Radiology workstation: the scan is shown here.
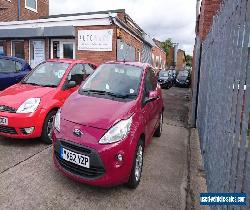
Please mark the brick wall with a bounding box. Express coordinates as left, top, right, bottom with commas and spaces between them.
76, 25, 143, 65
152, 46, 166, 70
198, 0, 221, 41
176, 50, 186, 70
118, 27, 143, 62
75, 25, 117, 65
0, 0, 18, 21
20, 0, 49, 20
166, 47, 174, 67
0, 0, 49, 22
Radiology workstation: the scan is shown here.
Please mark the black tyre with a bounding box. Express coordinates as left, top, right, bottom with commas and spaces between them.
154, 112, 163, 137
126, 139, 144, 189
41, 110, 57, 144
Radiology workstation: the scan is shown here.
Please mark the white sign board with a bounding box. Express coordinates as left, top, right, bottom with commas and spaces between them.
32, 41, 45, 68
78, 29, 113, 51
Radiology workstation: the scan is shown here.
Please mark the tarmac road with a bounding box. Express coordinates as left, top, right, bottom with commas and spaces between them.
0, 87, 190, 210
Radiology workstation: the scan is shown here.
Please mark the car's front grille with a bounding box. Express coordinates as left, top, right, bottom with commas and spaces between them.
55, 153, 105, 178
54, 139, 105, 179
0, 125, 17, 134
0, 105, 16, 113
61, 140, 92, 154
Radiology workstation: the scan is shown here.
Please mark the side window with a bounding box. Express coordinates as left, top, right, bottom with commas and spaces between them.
0, 59, 20, 73
15, 62, 22, 72
144, 68, 157, 96
149, 68, 157, 90
84, 64, 95, 75
67, 64, 86, 86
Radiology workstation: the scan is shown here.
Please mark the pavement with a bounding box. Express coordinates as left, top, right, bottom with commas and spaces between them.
0, 87, 194, 210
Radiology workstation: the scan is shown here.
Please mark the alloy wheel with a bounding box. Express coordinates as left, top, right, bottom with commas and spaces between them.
47, 115, 55, 141
135, 145, 143, 181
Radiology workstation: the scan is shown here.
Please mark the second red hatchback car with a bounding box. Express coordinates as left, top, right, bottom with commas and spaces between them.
0, 59, 96, 143
53, 62, 164, 188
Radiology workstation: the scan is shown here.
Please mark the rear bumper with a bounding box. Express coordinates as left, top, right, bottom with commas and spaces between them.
175, 81, 190, 87
0, 108, 47, 139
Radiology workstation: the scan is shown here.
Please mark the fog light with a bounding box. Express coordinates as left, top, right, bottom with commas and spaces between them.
23, 127, 34, 134
117, 154, 123, 162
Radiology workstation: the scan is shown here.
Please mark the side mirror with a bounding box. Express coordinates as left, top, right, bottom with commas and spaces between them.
145, 90, 158, 104
63, 80, 77, 90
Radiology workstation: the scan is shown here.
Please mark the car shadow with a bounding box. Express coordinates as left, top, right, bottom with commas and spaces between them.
0, 136, 43, 147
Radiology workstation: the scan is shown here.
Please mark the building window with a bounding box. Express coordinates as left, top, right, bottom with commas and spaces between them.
12, 41, 25, 59
25, 0, 37, 12
0, 41, 5, 56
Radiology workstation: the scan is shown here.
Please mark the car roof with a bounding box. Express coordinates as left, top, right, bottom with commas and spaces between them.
105, 61, 151, 69
46, 59, 94, 64
0, 56, 27, 64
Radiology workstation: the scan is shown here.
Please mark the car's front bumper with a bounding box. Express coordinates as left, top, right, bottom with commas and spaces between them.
0, 108, 47, 139
53, 133, 135, 187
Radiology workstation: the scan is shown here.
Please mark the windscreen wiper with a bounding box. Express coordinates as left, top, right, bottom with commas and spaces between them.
22, 82, 39, 86
105, 92, 137, 99
81, 89, 107, 95
41, 84, 57, 88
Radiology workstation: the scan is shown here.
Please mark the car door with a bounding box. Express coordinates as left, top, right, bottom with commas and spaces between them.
142, 68, 158, 144
59, 64, 88, 102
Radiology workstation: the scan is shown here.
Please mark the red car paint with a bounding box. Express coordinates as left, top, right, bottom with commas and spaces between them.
53, 62, 164, 187
0, 59, 97, 139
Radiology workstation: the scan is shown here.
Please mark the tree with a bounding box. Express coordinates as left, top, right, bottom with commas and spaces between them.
161, 38, 173, 57
186, 55, 193, 67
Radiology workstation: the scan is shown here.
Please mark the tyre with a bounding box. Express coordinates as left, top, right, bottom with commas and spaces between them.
41, 110, 57, 144
126, 139, 144, 189
154, 112, 163, 137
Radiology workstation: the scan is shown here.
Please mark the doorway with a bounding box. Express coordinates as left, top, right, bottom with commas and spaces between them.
30, 40, 45, 68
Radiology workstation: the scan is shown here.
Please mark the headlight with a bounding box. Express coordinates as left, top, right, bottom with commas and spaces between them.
186, 80, 190, 82
99, 116, 132, 144
54, 109, 61, 132
16, 98, 40, 113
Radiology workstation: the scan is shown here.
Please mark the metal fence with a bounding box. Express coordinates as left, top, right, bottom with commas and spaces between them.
194, 0, 250, 209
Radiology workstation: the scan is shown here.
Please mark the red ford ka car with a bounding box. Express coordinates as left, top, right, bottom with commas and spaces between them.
0, 59, 96, 143
53, 61, 164, 188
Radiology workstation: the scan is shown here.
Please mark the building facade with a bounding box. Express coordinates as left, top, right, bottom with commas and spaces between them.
0, 0, 49, 22
176, 49, 186, 70
0, 9, 162, 68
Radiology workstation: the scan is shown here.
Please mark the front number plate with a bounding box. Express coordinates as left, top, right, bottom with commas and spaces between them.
61, 147, 90, 168
0, 117, 8, 126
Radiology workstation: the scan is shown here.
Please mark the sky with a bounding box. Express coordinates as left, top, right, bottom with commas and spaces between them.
50, 0, 197, 55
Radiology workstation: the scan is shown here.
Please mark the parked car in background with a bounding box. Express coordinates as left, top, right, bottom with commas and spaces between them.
0, 59, 97, 143
53, 61, 164, 188
172, 69, 177, 85
175, 70, 191, 88
0, 56, 32, 91
158, 70, 173, 89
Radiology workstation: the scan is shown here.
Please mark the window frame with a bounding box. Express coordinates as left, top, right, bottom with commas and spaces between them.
0, 41, 5, 56
11, 40, 25, 59
25, 0, 38, 13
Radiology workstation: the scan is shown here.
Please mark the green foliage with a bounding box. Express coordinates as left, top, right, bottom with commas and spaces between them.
161, 39, 173, 56
186, 54, 193, 67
